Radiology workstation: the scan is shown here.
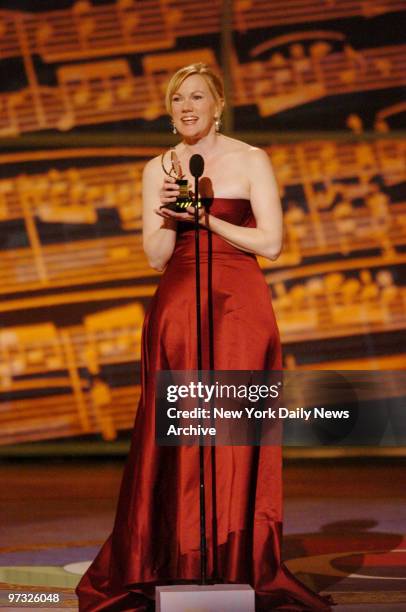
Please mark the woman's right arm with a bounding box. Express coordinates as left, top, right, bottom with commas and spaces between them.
142, 157, 179, 272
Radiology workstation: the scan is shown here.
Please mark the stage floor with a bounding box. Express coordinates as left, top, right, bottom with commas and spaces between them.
1, 458, 405, 611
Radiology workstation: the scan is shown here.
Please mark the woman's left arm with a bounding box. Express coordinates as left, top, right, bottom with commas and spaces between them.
204, 148, 283, 260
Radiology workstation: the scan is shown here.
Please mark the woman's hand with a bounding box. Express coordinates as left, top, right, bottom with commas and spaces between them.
155, 202, 208, 226
156, 175, 208, 225
159, 176, 180, 206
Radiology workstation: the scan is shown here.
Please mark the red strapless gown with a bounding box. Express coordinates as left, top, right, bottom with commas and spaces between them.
76, 199, 332, 611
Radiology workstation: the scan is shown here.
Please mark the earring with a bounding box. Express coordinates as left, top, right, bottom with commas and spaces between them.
171, 122, 177, 135
214, 116, 221, 132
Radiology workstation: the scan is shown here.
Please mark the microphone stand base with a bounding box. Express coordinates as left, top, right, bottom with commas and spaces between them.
156, 584, 255, 611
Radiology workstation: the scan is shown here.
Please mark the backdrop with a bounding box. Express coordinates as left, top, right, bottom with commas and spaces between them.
0, 0, 405, 446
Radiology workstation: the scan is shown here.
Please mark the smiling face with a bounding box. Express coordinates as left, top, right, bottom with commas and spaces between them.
170, 74, 221, 141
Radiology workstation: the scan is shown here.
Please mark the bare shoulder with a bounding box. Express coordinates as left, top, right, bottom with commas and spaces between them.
219, 134, 252, 153
244, 147, 274, 177
221, 136, 269, 162
142, 154, 162, 179
246, 145, 270, 162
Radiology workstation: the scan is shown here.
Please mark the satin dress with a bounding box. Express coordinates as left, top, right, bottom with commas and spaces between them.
76, 199, 332, 611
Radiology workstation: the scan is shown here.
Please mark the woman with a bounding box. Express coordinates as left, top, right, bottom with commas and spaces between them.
76, 63, 332, 611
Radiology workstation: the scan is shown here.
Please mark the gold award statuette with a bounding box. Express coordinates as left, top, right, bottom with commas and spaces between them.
161, 149, 202, 211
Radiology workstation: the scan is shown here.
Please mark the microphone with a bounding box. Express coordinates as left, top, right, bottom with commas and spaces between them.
162, 154, 205, 212
189, 154, 204, 178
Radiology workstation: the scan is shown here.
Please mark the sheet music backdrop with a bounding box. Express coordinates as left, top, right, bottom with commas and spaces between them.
0, 0, 405, 446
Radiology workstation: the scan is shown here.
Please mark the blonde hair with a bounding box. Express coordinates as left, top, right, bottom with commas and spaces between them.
165, 63, 224, 115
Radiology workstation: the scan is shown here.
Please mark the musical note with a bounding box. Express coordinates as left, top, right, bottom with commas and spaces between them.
360, 268, 380, 299
17, 175, 48, 283
375, 139, 406, 178
268, 148, 293, 189
234, 0, 254, 32
359, 269, 385, 324
0, 140, 404, 299
332, 198, 357, 255
0, 92, 23, 136
275, 281, 317, 333
242, 40, 406, 118
374, 58, 393, 77
72, 82, 91, 107
57, 58, 133, 121
0, 1, 405, 66
56, 109, 75, 132
165, 6, 184, 29
290, 42, 313, 81
375, 101, 406, 133
340, 45, 367, 84
36, 21, 53, 56
248, 34, 336, 115
0, 38, 404, 134
0, 180, 13, 220
115, 178, 143, 230
376, 269, 402, 320
89, 377, 116, 441
83, 302, 145, 375
97, 90, 114, 111
72, 0, 95, 51
271, 265, 406, 340
257, 49, 324, 117
345, 113, 364, 134
60, 329, 91, 432
117, 80, 134, 101
116, 0, 140, 45
284, 202, 307, 263
365, 183, 397, 257
0, 323, 63, 379
0, 255, 405, 445
22, 169, 96, 225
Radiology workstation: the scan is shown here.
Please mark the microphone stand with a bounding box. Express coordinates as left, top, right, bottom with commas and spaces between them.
157, 156, 255, 612
193, 172, 207, 585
